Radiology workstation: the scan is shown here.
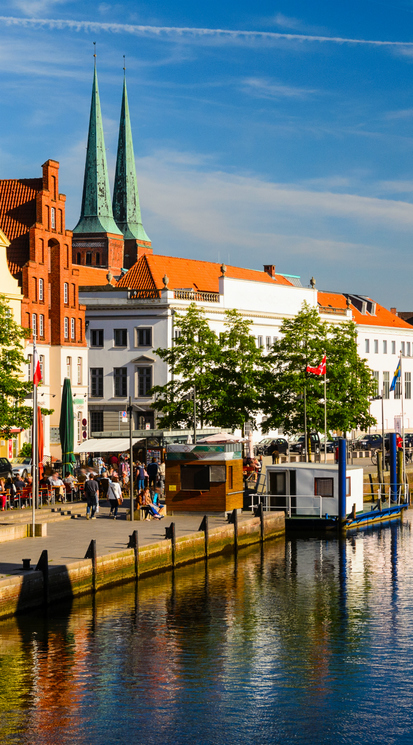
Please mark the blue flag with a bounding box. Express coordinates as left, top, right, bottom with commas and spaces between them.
390, 358, 401, 392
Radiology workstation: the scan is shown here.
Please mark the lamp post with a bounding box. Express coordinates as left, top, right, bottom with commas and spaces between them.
128, 396, 134, 522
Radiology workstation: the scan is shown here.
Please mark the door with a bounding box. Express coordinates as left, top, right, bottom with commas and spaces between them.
269, 471, 287, 509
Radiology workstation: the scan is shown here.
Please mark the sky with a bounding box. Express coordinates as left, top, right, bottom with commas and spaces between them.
2, 1, 413, 307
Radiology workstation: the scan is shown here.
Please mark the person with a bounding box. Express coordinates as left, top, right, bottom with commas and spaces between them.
147, 457, 159, 490
84, 473, 99, 519
108, 475, 122, 519
5, 476, 16, 508
272, 445, 280, 464
0, 479, 7, 511
142, 488, 163, 520
77, 468, 88, 485
397, 434, 403, 450
49, 471, 64, 502
158, 460, 165, 492
99, 470, 110, 500
136, 462, 145, 492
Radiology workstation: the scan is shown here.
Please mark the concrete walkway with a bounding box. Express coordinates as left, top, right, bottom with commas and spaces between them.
0, 503, 247, 580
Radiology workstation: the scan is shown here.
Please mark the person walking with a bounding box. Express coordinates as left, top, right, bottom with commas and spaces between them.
147, 457, 159, 490
136, 462, 145, 492
84, 473, 99, 519
108, 475, 122, 519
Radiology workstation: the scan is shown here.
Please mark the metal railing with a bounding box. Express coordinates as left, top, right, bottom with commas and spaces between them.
250, 493, 325, 518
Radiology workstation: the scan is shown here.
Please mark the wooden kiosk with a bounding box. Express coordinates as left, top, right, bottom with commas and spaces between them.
165, 443, 243, 515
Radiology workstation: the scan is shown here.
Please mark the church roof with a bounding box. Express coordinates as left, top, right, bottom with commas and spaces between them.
72, 65, 122, 237
0, 178, 42, 274
112, 76, 150, 242
117, 254, 294, 292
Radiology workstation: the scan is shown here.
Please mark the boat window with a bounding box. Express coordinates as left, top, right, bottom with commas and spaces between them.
314, 478, 334, 498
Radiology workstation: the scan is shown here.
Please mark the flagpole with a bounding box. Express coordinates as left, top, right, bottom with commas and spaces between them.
324, 351, 327, 464
304, 379, 308, 463
401, 352, 406, 498
32, 334, 38, 535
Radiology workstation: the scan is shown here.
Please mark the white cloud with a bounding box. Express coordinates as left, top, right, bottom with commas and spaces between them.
242, 76, 318, 99
8, 0, 69, 16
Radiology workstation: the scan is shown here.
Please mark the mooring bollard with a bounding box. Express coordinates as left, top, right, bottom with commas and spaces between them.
85, 539, 97, 592
231, 509, 238, 553
35, 549, 49, 606
127, 530, 139, 578
165, 522, 176, 567
22, 558, 31, 571
199, 515, 209, 559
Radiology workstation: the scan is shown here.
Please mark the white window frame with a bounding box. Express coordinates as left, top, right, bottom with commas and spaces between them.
64, 282, 69, 305
64, 317, 69, 339
66, 356, 72, 380
39, 278, 44, 302
71, 318, 75, 340
39, 314, 44, 338
77, 357, 82, 385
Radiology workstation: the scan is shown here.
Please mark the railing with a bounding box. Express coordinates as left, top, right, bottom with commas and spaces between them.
174, 289, 220, 303
377, 484, 409, 506
129, 289, 161, 300
250, 493, 324, 518
318, 305, 349, 316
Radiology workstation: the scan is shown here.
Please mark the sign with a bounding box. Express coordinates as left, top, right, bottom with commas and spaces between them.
119, 411, 128, 424
145, 423, 150, 430
50, 427, 60, 444
168, 485, 177, 491
73, 398, 84, 405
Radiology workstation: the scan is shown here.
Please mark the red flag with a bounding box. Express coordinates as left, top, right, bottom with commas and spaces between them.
33, 344, 41, 386
306, 354, 326, 376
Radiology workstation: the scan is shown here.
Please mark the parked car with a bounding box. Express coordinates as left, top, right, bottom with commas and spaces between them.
255, 437, 289, 456
289, 433, 321, 455
0, 457, 13, 480
322, 437, 341, 453
352, 434, 382, 451
11, 457, 32, 479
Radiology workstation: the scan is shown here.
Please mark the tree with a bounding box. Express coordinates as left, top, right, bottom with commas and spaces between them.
261, 301, 376, 435
0, 295, 33, 438
151, 303, 267, 431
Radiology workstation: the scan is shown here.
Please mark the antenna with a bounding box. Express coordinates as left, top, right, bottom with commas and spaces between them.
123, 54, 126, 74
93, 41, 97, 66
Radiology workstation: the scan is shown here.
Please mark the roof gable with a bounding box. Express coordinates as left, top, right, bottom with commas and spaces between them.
318, 290, 413, 330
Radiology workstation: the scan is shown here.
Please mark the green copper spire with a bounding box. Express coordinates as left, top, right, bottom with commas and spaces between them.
73, 64, 122, 236
112, 73, 150, 242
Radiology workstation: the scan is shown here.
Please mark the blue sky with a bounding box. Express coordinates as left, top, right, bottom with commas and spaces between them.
2, 1, 413, 307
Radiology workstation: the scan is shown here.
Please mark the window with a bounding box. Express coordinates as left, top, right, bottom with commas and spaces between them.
59, 209, 63, 233
71, 318, 75, 340
66, 356, 72, 380
392, 341, 396, 355
114, 329, 127, 347
76, 252, 81, 264
39, 278, 44, 302
401, 342, 406, 356
90, 329, 104, 347
273, 336, 277, 345
77, 357, 82, 385
228, 465, 233, 490
266, 336, 272, 351
77, 411, 82, 444
114, 367, 127, 397
27, 355, 32, 380
365, 339, 370, 354
96, 252, 100, 265
78, 319, 83, 343
51, 207, 56, 229
346, 477, 351, 497
373, 371, 379, 395
91, 411, 103, 432
174, 329, 181, 340
383, 340, 387, 354
181, 464, 210, 491
86, 252, 92, 265
383, 371, 390, 399
39, 314, 44, 338
64, 283, 69, 305
64, 317, 69, 339
32, 314, 37, 337
90, 368, 103, 397
408, 342, 411, 357
394, 377, 401, 399
406, 372, 411, 400
39, 355, 44, 382
314, 478, 334, 498
136, 328, 152, 346
257, 336, 264, 348
72, 284, 76, 307
374, 339, 378, 354
137, 366, 152, 397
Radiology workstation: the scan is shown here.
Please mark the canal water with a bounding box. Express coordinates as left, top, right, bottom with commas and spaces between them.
1, 518, 413, 745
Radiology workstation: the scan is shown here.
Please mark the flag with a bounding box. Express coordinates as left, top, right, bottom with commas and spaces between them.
306, 354, 326, 376
33, 343, 41, 386
390, 358, 401, 392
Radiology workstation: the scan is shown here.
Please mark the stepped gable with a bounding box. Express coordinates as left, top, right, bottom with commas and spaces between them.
0, 178, 42, 275
117, 254, 293, 292
318, 291, 413, 329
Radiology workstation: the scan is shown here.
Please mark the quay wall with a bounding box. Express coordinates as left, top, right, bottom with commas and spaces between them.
0, 512, 285, 620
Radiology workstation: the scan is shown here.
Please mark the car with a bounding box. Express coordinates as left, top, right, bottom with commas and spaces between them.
11, 457, 32, 479
352, 434, 382, 451
321, 437, 341, 453
0, 457, 13, 480
255, 437, 289, 456
289, 433, 321, 455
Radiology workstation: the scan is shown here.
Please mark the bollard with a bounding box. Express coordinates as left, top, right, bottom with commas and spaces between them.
231, 509, 238, 553
199, 515, 209, 559
22, 558, 31, 571
389, 433, 397, 503
165, 522, 176, 567
127, 530, 139, 578
35, 549, 49, 607
85, 539, 97, 592
377, 451, 383, 492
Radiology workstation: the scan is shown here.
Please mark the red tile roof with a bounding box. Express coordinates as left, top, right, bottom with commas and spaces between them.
0, 178, 42, 274
117, 254, 293, 291
318, 291, 413, 329
76, 266, 112, 287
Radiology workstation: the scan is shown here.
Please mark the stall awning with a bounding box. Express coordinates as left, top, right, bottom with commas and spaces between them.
75, 438, 142, 454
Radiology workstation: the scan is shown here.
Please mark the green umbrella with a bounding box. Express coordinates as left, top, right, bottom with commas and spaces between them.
59, 377, 76, 476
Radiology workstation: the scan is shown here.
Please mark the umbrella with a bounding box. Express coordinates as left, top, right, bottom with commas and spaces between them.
59, 377, 76, 476
37, 405, 44, 479
196, 432, 240, 444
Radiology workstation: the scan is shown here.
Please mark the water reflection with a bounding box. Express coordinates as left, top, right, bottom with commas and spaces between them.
2, 518, 413, 744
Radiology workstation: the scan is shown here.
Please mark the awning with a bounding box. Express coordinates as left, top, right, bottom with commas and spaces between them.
75, 438, 142, 454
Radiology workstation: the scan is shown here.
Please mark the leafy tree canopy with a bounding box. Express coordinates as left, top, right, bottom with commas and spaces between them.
0, 295, 33, 438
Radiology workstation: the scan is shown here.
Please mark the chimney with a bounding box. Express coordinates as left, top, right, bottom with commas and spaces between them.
264, 264, 276, 278
390, 307, 397, 315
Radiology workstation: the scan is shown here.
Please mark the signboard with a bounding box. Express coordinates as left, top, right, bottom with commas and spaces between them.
145, 423, 150, 430
50, 427, 60, 444
73, 398, 84, 405
119, 411, 128, 424
168, 485, 177, 491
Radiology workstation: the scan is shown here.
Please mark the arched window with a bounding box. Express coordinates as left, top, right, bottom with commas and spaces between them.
96, 252, 100, 266
76, 252, 81, 264
86, 252, 92, 265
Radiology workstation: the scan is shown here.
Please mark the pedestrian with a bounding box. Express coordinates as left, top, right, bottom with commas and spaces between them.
84, 473, 99, 519
272, 445, 280, 464
108, 475, 122, 519
0, 479, 7, 511
136, 461, 145, 492
147, 457, 159, 490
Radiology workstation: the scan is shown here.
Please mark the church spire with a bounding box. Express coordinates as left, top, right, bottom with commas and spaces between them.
73, 59, 121, 236
112, 70, 150, 242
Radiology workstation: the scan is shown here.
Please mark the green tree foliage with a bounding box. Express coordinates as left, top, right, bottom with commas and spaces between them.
151, 304, 267, 430
261, 302, 377, 435
0, 295, 33, 437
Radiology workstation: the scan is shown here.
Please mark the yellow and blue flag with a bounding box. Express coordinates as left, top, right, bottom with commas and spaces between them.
390, 358, 401, 392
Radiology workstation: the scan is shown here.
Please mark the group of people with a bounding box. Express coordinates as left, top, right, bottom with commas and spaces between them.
0, 472, 34, 510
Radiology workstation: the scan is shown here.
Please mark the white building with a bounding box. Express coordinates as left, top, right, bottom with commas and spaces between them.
80, 254, 413, 440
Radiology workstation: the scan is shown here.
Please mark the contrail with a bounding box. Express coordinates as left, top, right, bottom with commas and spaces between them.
1, 15, 413, 47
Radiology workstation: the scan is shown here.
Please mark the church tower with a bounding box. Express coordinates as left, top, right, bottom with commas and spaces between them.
112, 71, 152, 269
72, 61, 124, 275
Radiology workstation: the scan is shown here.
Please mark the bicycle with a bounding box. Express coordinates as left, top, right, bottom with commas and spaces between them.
371, 448, 413, 466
